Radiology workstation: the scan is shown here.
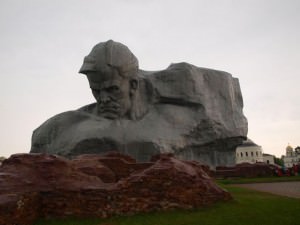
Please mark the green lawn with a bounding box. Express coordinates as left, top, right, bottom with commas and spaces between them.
34, 184, 300, 225
217, 175, 300, 185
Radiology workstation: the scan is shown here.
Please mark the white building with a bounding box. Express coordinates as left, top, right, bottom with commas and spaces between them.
236, 139, 276, 165
283, 144, 300, 168
236, 139, 264, 164
263, 153, 275, 165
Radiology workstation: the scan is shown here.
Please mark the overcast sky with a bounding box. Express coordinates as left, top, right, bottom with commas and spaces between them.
1, 0, 299, 158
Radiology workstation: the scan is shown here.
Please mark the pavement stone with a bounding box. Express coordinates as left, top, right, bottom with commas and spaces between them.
234, 181, 300, 199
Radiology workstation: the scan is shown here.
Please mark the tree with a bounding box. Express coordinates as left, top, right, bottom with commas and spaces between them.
0, 156, 6, 162
274, 156, 284, 166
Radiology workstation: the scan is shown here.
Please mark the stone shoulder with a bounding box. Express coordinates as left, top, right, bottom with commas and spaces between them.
30, 108, 95, 153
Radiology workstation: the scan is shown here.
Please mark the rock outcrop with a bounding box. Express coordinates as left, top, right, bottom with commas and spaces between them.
0, 152, 231, 225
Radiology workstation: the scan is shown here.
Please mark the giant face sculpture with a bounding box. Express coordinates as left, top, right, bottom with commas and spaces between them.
79, 40, 139, 119
86, 67, 137, 119
31, 39, 248, 169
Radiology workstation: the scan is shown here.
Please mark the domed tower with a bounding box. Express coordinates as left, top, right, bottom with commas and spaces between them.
286, 144, 294, 157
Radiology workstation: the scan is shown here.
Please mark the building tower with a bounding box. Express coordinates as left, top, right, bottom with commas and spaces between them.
286, 144, 294, 157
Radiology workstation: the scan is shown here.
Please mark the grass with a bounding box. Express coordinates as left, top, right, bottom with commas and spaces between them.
34, 183, 300, 225
217, 175, 300, 185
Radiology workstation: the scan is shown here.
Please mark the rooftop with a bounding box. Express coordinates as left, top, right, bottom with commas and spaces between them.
238, 138, 260, 147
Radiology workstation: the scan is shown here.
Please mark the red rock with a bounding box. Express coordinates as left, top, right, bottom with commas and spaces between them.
0, 152, 231, 225
216, 162, 276, 178
71, 155, 116, 183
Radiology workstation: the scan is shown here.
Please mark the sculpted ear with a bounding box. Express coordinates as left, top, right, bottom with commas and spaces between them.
130, 79, 138, 93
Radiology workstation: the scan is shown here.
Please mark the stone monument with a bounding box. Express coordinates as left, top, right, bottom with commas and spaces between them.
30, 40, 248, 168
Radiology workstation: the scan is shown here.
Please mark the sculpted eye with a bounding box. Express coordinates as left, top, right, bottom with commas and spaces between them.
108, 85, 120, 92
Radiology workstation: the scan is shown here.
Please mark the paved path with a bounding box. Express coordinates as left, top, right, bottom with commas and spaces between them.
234, 181, 300, 199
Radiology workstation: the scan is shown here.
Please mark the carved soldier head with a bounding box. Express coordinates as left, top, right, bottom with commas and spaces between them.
79, 40, 139, 119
